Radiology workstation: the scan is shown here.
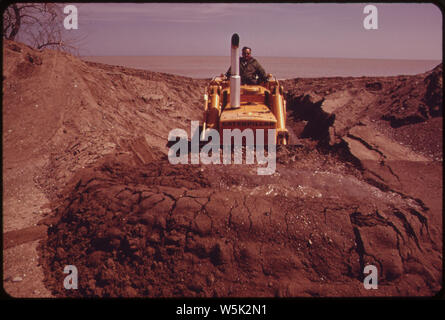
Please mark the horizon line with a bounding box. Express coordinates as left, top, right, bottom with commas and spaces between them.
80, 55, 443, 61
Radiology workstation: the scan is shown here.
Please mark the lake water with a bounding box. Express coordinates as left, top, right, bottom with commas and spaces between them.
81, 56, 441, 80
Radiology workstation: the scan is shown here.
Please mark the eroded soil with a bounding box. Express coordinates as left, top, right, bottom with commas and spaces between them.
2, 40, 442, 297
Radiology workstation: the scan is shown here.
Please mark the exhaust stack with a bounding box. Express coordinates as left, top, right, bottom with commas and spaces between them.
230, 33, 240, 109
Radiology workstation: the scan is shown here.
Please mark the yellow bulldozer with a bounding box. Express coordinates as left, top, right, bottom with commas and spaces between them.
201, 34, 289, 145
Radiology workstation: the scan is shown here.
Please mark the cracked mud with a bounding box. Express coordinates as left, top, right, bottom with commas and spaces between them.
40, 150, 442, 297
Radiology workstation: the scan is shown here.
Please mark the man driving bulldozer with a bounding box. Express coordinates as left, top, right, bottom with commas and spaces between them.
225, 46, 268, 85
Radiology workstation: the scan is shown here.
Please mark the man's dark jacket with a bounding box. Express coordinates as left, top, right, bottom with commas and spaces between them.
226, 57, 267, 85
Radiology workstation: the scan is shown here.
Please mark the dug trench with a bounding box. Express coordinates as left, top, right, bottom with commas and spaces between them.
38, 73, 442, 297
3, 40, 442, 297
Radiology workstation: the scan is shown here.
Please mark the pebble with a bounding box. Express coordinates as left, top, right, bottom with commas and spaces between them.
207, 274, 215, 285
12, 276, 23, 282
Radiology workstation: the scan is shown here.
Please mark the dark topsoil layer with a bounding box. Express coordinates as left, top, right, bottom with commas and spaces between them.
3, 40, 443, 297
40, 151, 442, 297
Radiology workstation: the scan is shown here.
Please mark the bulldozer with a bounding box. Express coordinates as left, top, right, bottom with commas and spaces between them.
200, 34, 289, 145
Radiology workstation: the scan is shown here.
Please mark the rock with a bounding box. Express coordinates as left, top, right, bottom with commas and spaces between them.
124, 286, 138, 297
107, 227, 123, 239
141, 94, 164, 103
88, 251, 106, 267
210, 242, 231, 266
193, 214, 212, 235
56, 247, 67, 260
365, 82, 383, 91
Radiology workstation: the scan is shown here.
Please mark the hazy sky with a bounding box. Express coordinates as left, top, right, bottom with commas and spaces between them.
69, 3, 442, 59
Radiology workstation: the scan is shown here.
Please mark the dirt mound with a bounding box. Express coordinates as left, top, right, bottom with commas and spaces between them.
40, 148, 441, 297
3, 40, 442, 297
282, 64, 443, 160
3, 39, 205, 296
3, 38, 207, 230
